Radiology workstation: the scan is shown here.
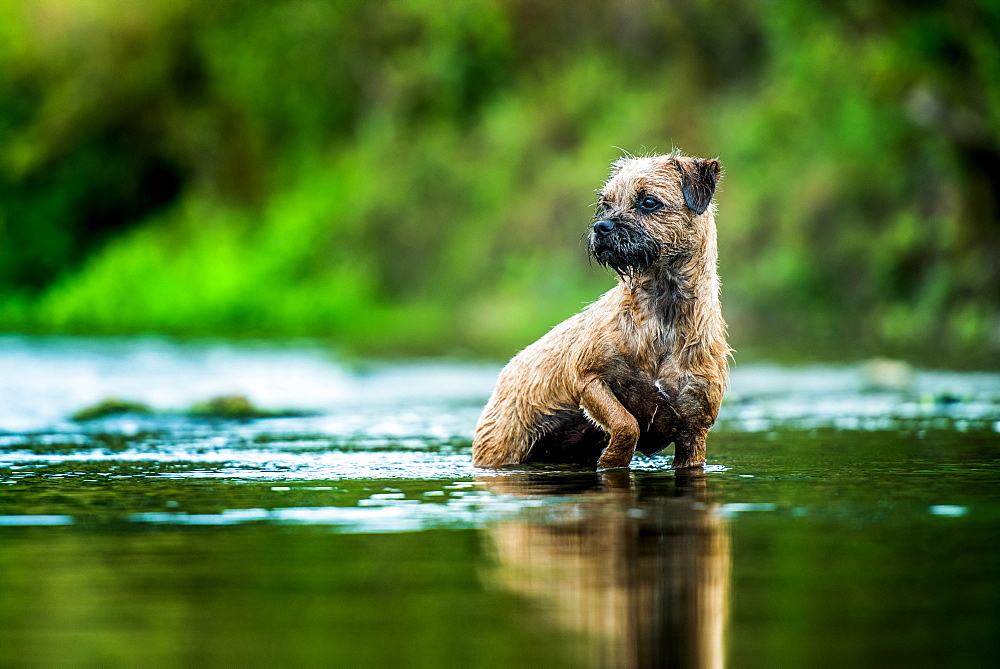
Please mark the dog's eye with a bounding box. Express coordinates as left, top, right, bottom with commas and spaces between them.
638, 196, 662, 213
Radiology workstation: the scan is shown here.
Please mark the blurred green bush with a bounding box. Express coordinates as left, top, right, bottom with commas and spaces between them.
0, 0, 997, 362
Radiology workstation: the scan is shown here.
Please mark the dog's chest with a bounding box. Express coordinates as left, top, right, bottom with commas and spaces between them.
616, 300, 679, 375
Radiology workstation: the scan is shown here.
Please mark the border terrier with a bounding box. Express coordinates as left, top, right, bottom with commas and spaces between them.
472, 152, 730, 470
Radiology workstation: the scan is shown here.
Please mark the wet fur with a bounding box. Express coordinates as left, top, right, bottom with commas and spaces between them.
472, 152, 730, 469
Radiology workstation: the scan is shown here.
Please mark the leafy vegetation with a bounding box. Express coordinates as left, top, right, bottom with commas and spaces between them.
1, 0, 997, 363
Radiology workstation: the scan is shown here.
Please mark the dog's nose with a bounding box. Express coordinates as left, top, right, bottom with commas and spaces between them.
593, 219, 617, 236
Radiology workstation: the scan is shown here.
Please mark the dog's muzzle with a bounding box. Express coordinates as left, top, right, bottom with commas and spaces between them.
593, 219, 617, 237
589, 218, 660, 277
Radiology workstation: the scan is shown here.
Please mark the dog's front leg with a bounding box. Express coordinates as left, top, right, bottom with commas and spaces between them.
668, 380, 722, 469
672, 427, 709, 469
580, 378, 640, 469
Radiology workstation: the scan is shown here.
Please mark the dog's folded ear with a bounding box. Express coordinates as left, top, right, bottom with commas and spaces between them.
674, 157, 721, 215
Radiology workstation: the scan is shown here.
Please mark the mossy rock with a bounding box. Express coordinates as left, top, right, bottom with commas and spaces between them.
188, 395, 311, 419
72, 398, 153, 422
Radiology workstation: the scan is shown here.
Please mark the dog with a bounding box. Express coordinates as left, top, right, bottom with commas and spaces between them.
472, 152, 730, 469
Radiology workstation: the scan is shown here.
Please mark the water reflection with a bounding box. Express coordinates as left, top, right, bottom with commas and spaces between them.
481, 469, 729, 669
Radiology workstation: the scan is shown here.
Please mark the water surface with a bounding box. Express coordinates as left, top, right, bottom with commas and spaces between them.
1, 337, 998, 667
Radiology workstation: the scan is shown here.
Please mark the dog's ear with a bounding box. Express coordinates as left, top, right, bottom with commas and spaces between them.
674, 157, 721, 215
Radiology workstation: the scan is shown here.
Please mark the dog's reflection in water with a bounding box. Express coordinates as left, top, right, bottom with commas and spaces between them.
479, 469, 729, 669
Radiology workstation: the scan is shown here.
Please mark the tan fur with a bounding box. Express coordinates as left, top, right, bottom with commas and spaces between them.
472, 152, 730, 469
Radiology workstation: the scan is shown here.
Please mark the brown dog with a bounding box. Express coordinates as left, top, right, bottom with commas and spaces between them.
472, 152, 730, 469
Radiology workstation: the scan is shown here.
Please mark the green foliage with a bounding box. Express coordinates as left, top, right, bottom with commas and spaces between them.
0, 0, 997, 361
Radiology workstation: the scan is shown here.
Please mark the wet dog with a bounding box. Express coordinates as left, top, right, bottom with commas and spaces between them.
472, 152, 730, 469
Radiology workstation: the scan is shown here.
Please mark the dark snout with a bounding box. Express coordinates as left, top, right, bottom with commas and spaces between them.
588, 217, 660, 277
593, 219, 618, 236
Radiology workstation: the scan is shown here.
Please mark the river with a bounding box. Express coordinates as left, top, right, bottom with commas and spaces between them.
1, 336, 997, 667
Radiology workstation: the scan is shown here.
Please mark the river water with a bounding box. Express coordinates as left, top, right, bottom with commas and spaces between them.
1, 336, 998, 667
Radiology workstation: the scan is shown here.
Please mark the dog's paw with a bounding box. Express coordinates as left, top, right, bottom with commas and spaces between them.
597, 456, 633, 470
671, 458, 706, 470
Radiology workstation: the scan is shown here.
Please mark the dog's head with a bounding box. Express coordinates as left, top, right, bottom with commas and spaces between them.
589, 153, 721, 280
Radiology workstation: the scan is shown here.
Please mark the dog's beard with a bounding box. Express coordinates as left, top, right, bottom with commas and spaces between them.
589, 224, 661, 283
